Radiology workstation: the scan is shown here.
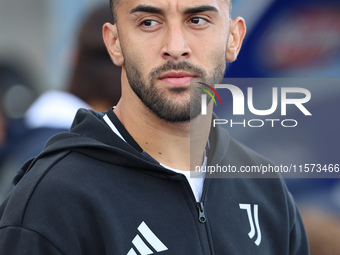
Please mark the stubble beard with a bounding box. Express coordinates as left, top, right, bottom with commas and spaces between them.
124, 59, 226, 122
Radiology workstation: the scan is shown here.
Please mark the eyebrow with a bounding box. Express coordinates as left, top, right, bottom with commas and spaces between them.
130, 5, 219, 15
130, 5, 164, 15
184, 5, 219, 15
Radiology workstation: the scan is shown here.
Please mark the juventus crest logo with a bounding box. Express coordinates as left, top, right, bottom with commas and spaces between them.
239, 204, 262, 246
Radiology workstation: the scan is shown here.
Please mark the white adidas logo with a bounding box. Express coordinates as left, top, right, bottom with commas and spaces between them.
127, 221, 168, 255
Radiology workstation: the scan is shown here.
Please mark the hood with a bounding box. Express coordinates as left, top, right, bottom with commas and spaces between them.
15, 109, 230, 184
37, 109, 165, 170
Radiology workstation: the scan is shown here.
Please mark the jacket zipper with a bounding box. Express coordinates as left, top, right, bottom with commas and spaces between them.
197, 202, 206, 223
196, 176, 211, 223
196, 177, 214, 254
180, 173, 214, 254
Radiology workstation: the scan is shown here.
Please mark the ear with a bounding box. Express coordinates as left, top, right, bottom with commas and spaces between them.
226, 17, 246, 62
103, 22, 124, 66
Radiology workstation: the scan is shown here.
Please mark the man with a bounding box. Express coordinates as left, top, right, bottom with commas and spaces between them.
0, 0, 309, 254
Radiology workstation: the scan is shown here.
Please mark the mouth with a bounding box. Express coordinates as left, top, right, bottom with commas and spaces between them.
158, 71, 197, 86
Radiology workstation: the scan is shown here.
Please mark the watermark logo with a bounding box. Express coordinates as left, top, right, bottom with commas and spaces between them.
198, 83, 312, 128
197, 82, 222, 115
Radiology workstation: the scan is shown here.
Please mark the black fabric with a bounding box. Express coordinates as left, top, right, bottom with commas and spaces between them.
106, 108, 143, 153
0, 108, 309, 255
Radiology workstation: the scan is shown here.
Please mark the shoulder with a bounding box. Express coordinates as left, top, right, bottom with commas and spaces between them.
227, 136, 273, 166
0, 150, 108, 254
0, 226, 63, 254
0, 151, 80, 254
0, 151, 72, 226
209, 125, 273, 174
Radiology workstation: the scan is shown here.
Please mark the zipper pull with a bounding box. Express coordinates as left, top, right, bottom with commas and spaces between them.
197, 202, 206, 223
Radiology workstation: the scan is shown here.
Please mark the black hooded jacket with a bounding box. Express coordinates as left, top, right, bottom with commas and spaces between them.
0, 109, 309, 254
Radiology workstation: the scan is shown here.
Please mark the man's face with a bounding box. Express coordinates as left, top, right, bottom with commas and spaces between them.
112, 0, 232, 121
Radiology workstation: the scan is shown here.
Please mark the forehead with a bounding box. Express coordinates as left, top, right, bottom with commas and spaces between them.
115, 0, 230, 17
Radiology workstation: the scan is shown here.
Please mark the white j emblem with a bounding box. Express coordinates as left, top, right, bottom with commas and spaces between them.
239, 204, 262, 246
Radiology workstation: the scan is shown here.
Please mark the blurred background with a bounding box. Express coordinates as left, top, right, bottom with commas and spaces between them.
224, 0, 340, 213
223, 0, 340, 254
0, 0, 107, 96
0, 0, 339, 254
0, 0, 121, 200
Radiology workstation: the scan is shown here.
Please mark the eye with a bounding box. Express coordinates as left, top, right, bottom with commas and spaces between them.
190, 17, 208, 25
141, 19, 160, 27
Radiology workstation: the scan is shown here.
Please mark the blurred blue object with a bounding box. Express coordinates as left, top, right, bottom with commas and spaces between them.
227, 0, 340, 78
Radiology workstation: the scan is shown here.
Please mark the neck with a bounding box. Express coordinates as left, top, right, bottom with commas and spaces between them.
114, 73, 213, 171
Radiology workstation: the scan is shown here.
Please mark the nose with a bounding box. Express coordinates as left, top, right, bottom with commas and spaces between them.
161, 24, 192, 61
